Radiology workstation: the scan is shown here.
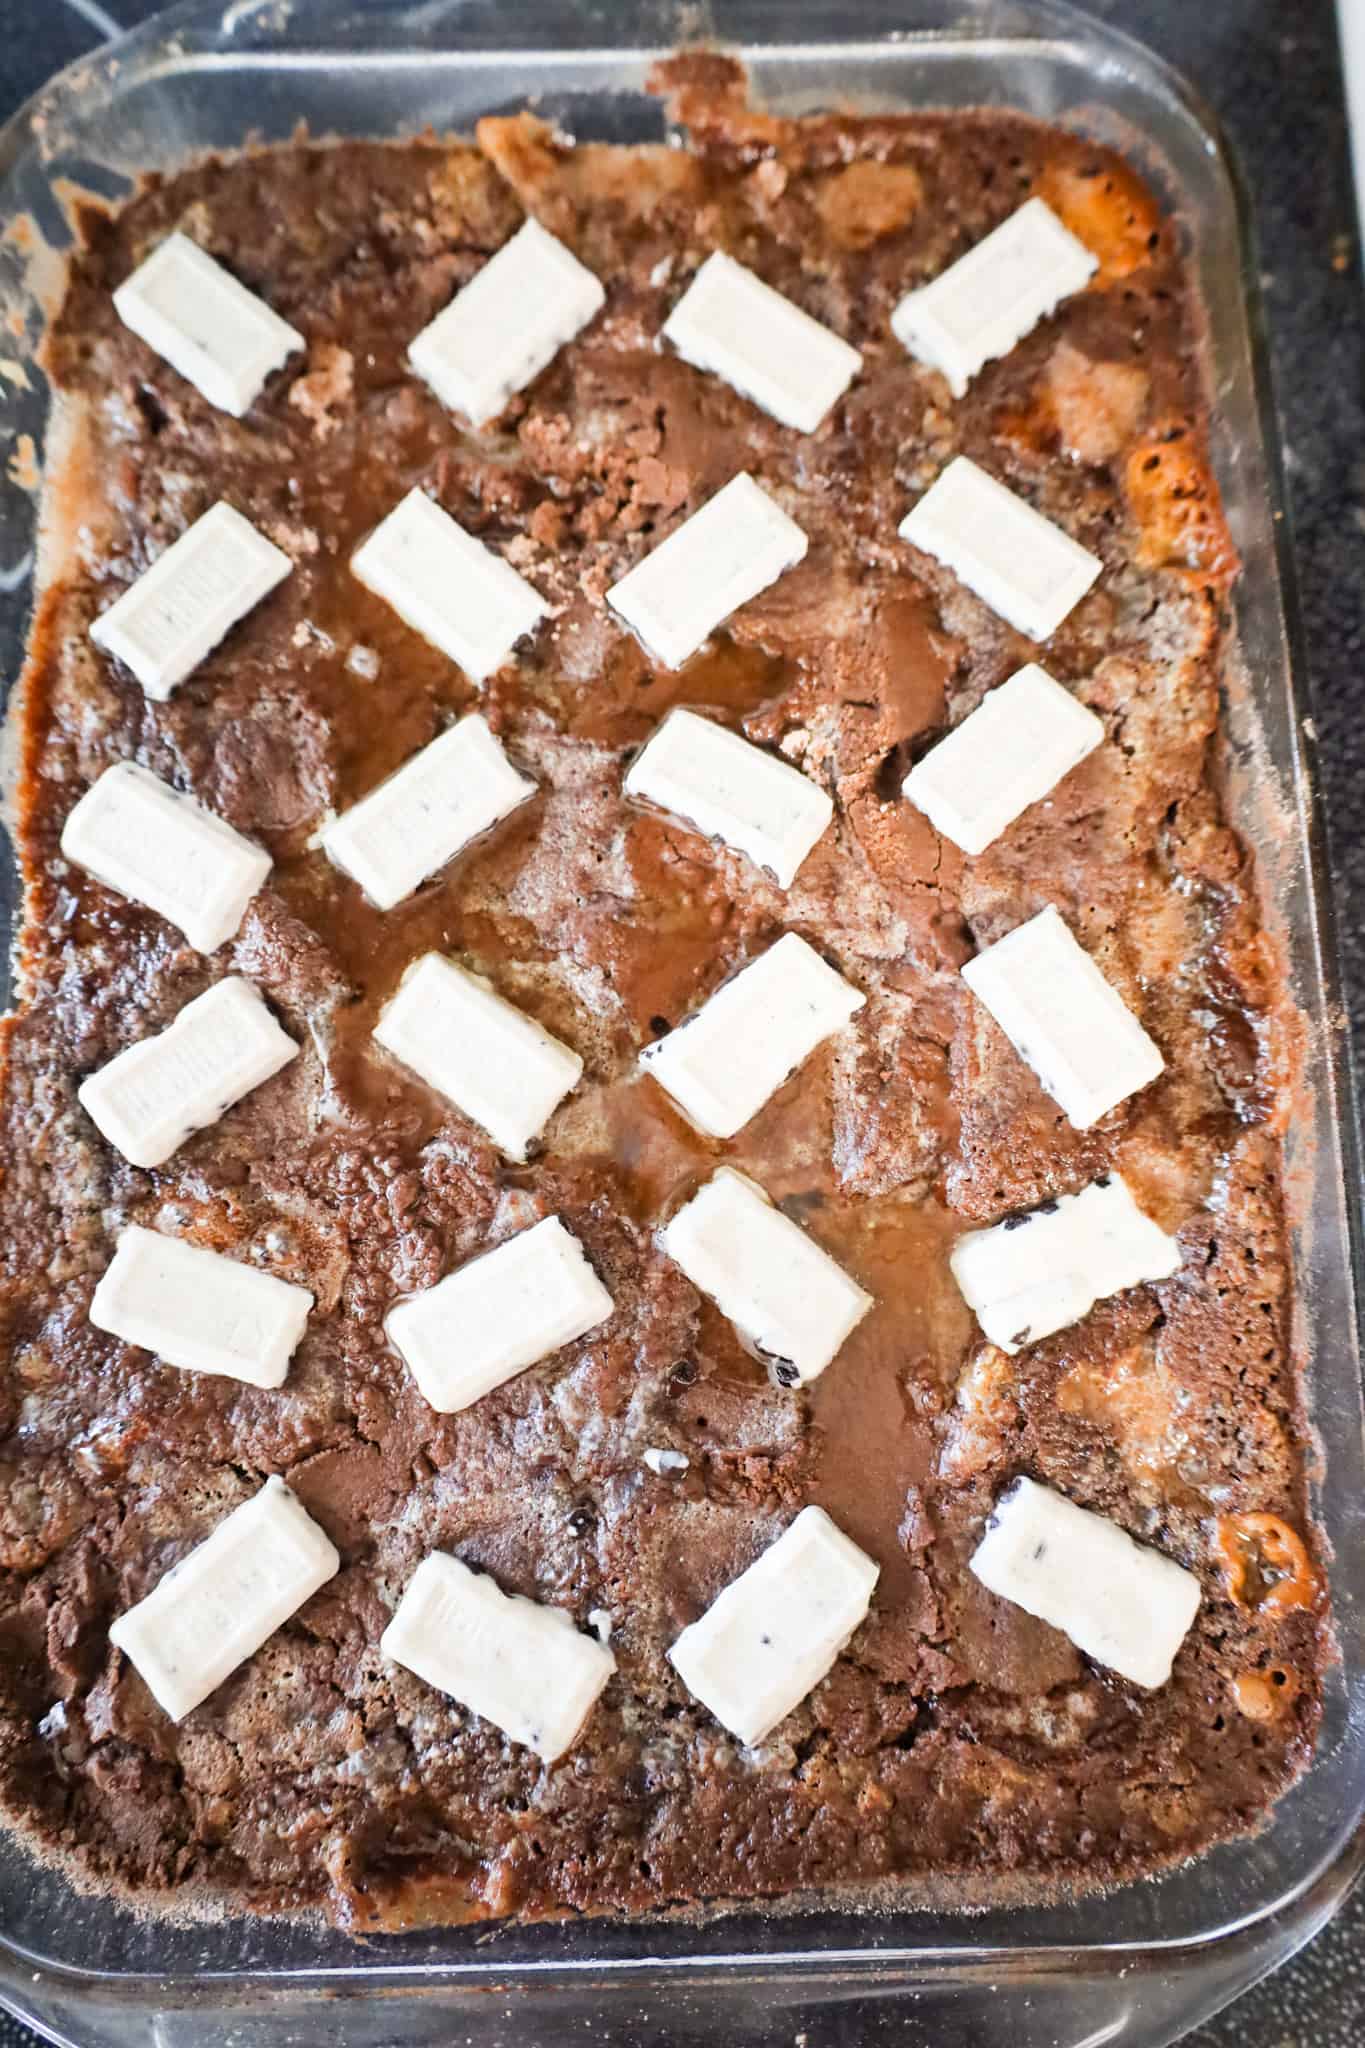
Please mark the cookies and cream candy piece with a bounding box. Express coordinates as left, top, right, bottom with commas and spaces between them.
643, 1447, 690, 1475
61, 761, 272, 953
949, 1175, 1183, 1355
90, 1224, 314, 1389
408, 217, 605, 425
668, 1506, 879, 1746
641, 933, 865, 1138
381, 1552, 615, 1761
658, 1167, 872, 1386
961, 904, 1164, 1127
900, 456, 1102, 642
625, 707, 832, 888
663, 249, 862, 431
90, 501, 292, 699
373, 952, 582, 1161
902, 663, 1104, 856
321, 713, 535, 910
79, 977, 298, 1170
351, 488, 546, 683
109, 1477, 339, 1721
607, 474, 808, 670
970, 1476, 1201, 1689
113, 232, 304, 416
892, 198, 1097, 398
387, 1216, 613, 1414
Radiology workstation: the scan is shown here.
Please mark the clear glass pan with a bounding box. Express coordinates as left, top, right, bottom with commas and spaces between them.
0, 2, 1361, 2044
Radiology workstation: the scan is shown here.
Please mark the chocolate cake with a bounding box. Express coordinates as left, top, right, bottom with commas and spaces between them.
0, 55, 1328, 1929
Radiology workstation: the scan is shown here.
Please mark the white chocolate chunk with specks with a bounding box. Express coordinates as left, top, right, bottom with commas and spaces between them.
663, 250, 862, 432
382, 1552, 615, 1761
900, 456, 1102, 642
321, 713, 535, 910
61, 761, 272, 954
962, 905, 1164, 1128
352, 489, 546, 683
409, 217, 604, 425
892, 198, 1097, 398
373, 952, 582, 1161
659, 1167, 872, 1385
79, 977, 298, 1169
90, 502, 292, 699
113, 232, 303, 417
669, 1506, 878, 1746
91, 1224, 314, 1389
387, 1215, 613, 1414
109, 1477, 338, 1722
903, 664, 1103, 856
970, 1477, 1201, 1689
625, 707, 831, 889
949, 1175, 1182, 1354
641, 933, 864, 1138
608, 474, 807, 671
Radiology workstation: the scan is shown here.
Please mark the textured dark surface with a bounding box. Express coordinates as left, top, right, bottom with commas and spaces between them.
0, 0, 1361, 2041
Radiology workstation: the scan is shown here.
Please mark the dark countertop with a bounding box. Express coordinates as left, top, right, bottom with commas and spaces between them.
0, 1, 1360, 2043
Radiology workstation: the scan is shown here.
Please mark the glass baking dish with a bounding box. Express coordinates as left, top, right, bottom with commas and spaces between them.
0, 0, 1361, 2042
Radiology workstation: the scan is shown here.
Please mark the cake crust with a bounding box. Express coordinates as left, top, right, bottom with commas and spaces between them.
0, 56, 1326, 1930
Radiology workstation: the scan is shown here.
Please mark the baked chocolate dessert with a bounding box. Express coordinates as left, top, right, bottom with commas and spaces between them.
0, 55, 1327, 1929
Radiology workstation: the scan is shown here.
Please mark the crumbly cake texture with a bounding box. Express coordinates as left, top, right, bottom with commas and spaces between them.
0, 54, 1328, 1929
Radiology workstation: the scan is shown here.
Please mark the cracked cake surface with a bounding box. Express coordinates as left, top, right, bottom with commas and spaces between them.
0, 54, 1328, 1929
